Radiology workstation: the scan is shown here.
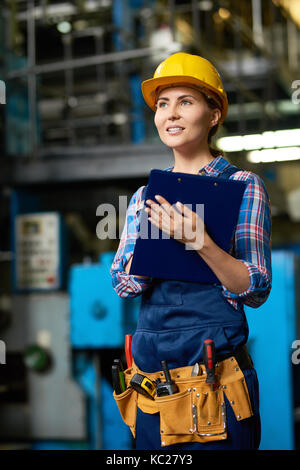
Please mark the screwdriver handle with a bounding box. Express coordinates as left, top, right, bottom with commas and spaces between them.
125, 334, 133, 368
203, 339, 217, 386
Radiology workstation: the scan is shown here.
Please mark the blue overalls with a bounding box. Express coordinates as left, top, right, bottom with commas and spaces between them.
131, 165, 261, 450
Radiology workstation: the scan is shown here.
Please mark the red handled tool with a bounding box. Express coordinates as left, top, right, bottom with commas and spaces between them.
125, 334, 133, 368
203, 339, 218, 391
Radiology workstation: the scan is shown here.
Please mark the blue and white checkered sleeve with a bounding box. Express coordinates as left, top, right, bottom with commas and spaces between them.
110, 186, 153, 298
222, 173, 272, 308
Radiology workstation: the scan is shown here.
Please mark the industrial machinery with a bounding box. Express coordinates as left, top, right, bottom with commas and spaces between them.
246, 249, 300, 450
69, 251, 141, 450
0, 187, 140, 449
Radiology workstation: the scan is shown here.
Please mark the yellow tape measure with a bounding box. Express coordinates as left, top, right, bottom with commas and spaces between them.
130, 373, 156, 400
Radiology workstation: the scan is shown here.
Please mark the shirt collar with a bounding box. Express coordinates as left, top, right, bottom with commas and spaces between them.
164, 155, 231, 176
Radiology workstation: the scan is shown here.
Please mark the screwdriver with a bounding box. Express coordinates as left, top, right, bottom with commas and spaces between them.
203, 339, 218, 392
125, 334, 133, 368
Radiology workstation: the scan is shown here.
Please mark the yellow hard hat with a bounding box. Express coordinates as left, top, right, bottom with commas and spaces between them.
142, 52, 228, 124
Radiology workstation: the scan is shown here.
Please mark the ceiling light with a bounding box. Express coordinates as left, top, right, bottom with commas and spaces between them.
57, 21, 72, 34
199, 1, 213, 11
247, 147, 300, 163
218, 8, 231, 20
113, 113, 127, 125
272, 129, 300, 147
217, 129, 300, 152
242, 134, 263, 150
217, 135, 244, 152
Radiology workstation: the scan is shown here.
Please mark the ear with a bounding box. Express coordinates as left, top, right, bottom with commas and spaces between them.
209, 108, 221, 128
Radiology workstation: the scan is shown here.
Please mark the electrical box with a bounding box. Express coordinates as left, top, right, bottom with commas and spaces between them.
13, 212, 67, 292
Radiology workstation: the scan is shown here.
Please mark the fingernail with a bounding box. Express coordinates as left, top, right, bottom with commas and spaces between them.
155, 195, 160, 200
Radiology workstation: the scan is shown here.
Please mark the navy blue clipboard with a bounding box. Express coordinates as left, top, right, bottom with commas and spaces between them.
130, 169, 247, 283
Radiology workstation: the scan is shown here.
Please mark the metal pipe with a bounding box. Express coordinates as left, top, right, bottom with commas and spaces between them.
6, 46, 170, 78
95, 31, 105, 84
287, 18, 299, 72
192, 0, 201, 47
63, 34, 76, 145
251, 0, 264, 48
27, 0, 38, 156
3, 6, 11, 52
233, 13, 246, 135
169, 0, 176, 42
267, 0, 278, 129
95, 30, 106, 142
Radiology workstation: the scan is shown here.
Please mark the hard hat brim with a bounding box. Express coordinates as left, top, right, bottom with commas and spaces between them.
142, 75, 228, 124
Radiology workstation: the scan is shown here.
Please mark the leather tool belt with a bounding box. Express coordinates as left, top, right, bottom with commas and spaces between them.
113, 346, 254, 447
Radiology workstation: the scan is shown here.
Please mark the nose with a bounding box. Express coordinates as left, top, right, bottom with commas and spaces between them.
167, 102, 181, 120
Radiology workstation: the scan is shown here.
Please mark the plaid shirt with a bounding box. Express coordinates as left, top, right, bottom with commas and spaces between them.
110, 156, 272, 310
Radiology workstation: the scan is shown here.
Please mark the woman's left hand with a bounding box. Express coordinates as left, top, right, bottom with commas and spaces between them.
145, 195, 208, 251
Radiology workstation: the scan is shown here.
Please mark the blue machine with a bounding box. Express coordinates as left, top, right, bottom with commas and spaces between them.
69, 252, 140, 348
69, 251, 141, 449
246, 250, 299, 450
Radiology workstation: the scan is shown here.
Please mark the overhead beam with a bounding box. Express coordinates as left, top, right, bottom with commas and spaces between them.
0, 144, 173, 185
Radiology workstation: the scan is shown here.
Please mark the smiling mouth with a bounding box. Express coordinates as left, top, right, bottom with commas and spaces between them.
166, 127, 185, 134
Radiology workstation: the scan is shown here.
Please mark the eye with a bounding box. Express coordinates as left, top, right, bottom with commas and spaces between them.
181, 100, 192, 106
156, 101, 168, 108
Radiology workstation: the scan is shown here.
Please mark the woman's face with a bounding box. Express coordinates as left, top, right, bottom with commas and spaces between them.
154, 85, 220, 152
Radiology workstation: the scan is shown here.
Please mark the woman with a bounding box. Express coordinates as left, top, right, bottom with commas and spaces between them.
111, 52, 272, 450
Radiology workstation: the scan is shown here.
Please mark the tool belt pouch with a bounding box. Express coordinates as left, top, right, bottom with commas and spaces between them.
139, 356, 254, 447
113, 367, 137, 438
155, 380, 227, 446
112, 356, 254, 447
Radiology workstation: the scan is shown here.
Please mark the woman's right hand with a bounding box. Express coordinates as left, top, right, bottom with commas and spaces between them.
125, 255, 152, 279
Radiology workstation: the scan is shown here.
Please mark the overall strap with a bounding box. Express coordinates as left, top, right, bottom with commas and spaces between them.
217, 165, 244, 180
141, 185, 148, 202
